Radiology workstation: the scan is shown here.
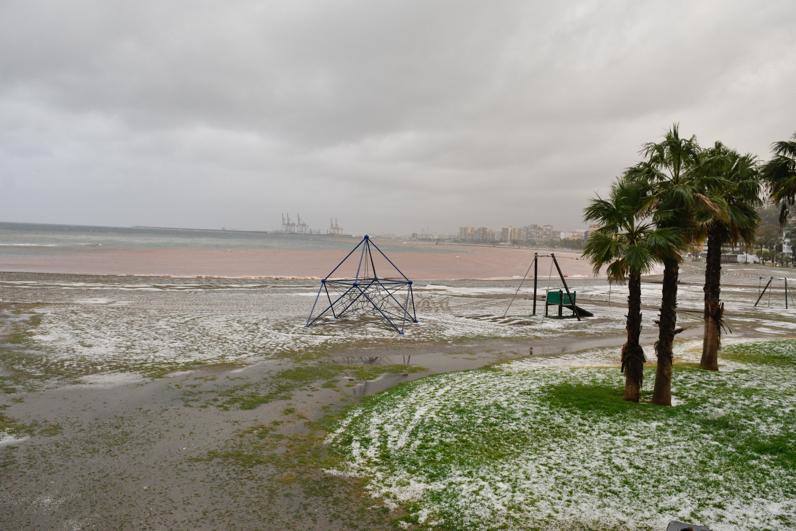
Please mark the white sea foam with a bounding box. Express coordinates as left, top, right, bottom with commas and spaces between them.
74, 297, 114, 305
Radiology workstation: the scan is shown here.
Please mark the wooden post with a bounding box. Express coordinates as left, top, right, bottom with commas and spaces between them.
786, 277, 789, 309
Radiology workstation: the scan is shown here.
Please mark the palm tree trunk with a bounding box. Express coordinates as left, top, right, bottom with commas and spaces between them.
622, 271, 645, 401
701, 224, 722, 370
653, 257, 679, 406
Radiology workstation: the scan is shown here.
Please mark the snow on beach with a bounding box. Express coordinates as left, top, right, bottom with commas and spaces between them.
4, 275, 633, 376
3, 268, 796, 379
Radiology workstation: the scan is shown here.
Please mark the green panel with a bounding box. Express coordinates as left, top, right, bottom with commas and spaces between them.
546, 291, 575, 305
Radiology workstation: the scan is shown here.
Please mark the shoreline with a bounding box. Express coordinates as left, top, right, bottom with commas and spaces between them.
0, 269, 600, 282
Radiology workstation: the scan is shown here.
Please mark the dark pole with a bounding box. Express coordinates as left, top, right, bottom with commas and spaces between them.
354, 237, 367, 280
306, 283, 324, 326
532, 253, 538, 316
786, 277, 789, 309
754, 276, 773, 307
503, 252, 535, 318
551, 253, 580, 321
367, 238, 411, 281
323, 236, 366, 279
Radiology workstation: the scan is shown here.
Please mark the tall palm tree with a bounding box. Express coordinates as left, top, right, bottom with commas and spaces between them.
584, 176, 681, 402
699, 144, 761, 371
762, 132, 796, 225
631, 124, 710, 406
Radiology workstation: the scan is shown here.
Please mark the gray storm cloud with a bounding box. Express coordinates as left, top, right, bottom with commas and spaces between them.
1, 0, 794, 233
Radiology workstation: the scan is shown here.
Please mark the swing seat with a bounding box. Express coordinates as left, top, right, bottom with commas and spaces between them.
546, 290, 575, 306
545, 289, 578, 319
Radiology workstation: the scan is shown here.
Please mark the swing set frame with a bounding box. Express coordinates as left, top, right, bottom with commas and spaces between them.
503, 252, 583, 320
754, 275, 791, 309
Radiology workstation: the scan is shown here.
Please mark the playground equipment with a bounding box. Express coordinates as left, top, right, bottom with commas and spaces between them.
754, 275, 792, 309
504, 252, 593, 320
545, 289, 579, 318
306, 235, 417, 334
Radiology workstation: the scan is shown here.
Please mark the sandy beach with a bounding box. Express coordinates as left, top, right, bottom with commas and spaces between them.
1, 259, 795, 527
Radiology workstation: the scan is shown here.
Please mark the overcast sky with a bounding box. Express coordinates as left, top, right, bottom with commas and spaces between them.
1, 1, 794, 234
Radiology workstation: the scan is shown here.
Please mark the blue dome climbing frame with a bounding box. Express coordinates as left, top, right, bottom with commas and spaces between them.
306, 235, 418, 334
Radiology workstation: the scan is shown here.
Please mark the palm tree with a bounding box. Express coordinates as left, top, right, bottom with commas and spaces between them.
762, 133, 796, 225
584, 176, 681, 402
631, 124, 710, 406
699, 144, 761, 371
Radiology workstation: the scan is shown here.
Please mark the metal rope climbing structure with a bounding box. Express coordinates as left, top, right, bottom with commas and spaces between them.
306, 235, 418, 334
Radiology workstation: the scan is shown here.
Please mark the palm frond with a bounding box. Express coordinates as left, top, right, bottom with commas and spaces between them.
771, 133, 796, 158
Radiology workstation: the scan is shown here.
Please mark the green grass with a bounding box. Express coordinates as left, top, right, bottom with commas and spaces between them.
326, 340, 796, 529
0, 375, 17, 394
0, 411, 33, 437
195, 410, 403, 528
544, 374, 796, 471
205, 362, 424, 411
723, 339, 796, 367
190, 360, 428, 525
0, 405, 60, 439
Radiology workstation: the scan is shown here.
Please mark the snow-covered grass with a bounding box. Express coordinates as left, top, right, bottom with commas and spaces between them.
326, 340, 796, 529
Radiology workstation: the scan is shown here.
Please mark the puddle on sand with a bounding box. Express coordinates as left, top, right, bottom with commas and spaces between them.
352, 373, 410, 397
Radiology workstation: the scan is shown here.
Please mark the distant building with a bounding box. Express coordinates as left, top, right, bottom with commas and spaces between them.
518, 224, 560, 242
525, 224, 543, 241
584, 224, 601, 239
722, 253, 761, 264
560, 230, 586, 241
474, 227, 496, 242
456, 222, 584, 244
